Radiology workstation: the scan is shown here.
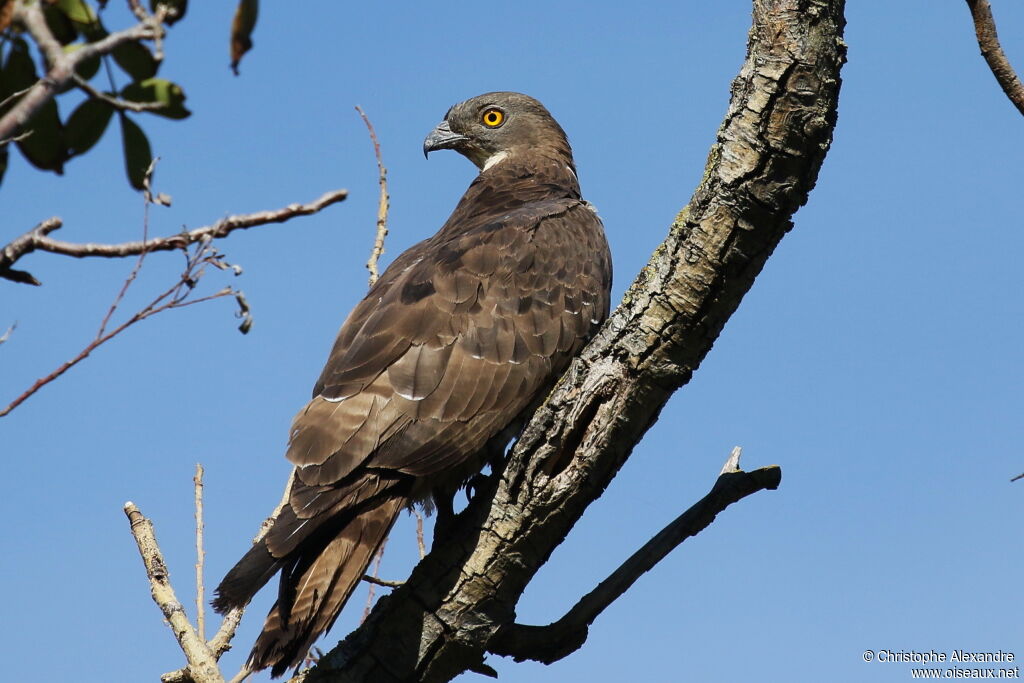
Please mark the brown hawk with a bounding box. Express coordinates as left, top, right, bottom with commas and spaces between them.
213, 91, 612, 676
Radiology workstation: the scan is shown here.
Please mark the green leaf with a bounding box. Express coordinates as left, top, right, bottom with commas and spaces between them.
4, 39, 66, 172
112, 40, 158, 81
65, 97, 114, 156
150, 0, 187, 25
121, 77, 191, 119
16, 98, 66, 173
2, 38, 35, 98
43, 5, 79, 45
119, 113, 151, 190
56, 0, 97, 28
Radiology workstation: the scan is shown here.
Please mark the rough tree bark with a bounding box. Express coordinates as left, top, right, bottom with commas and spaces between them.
285, 1, 847, 681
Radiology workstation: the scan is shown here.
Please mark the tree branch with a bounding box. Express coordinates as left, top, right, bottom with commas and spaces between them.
125, 502, 225, 683
0, 189, 347, 285
355, 106, 389, 287
194, 463, 208, 642
73, 74, 169, 113
489, 448, 781, 664
0, 237, 244, 417
161, 469, 300, 683
0, 2, 162, 141
966, 0, 1024, 116
297, 1, 845, 681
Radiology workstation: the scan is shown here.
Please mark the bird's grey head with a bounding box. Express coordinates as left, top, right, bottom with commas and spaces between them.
423, 91, 573, 170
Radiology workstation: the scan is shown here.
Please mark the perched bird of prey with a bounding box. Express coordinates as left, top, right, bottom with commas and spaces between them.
212, 91, 612, 676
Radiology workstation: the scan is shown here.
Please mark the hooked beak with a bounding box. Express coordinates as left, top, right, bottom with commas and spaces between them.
423, 120, 468, 158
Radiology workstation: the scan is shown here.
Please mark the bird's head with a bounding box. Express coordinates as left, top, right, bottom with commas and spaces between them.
423, 91, 573, 171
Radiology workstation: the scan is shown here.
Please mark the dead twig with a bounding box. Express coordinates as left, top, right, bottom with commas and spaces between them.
355, 106, 389, 286
194, 463, 207, 642
0, 189, 348, 286
361, 541, 387, 624
160, 468, 298, 683
0, 128, 33, 147
414, 508, 426, 559
125, 502, 225, 683
72, 74, 168, 113
966, 0, 1024, 116
0, 239, 245, 417
361, 574, 404, 589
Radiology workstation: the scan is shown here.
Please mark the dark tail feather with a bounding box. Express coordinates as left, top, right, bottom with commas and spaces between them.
249, 495, 405, 677
212, 537, 284, 614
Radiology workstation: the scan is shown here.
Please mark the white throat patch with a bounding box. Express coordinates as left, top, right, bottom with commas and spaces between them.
482, 150, 509, 171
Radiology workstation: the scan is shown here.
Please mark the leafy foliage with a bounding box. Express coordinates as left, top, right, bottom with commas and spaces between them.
0, 0, 195, 189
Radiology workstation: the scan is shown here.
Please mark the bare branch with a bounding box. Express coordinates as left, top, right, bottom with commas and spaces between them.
124, 502, 225, 683
0, 86, 33, 112
966, 0, 1024, 116
0, 239, 239, 417
0, 322, 15, 346
127, 0, 152, 23
414, 508, 426, 559
489, 448, 781, 664
355, 106, 389, 286
361, 541, 387, 624
0, 189, 347, 285
73, 74, 168, 113
361, 574, 404, 589
195, 464, 207, 642
1011, 472, 1023, 482
98, 158, 160, 339
0, 3, 162, 141
0, 217, 62, 286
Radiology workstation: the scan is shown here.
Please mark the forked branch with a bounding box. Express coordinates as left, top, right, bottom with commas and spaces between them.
489, 448, 781, 664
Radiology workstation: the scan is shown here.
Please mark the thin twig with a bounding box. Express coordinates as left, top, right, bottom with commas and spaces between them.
355, 106, 389, 286
1, 189, 347, 285
0, 128, 33, 147
99, 159, 159, 338
73, 74, 168, 113
124, 502, 225, 683
0, 243, 239, 417
161, 468, 298, 683
966, 0, 1024, 116
361, 542, 386, 625
0, 322, 15, 346
0, 85, 32, 112
127, 0, 150, 23
352, 109, 394, 615
361, 574, 403, 589
414, 508, 426, 559
1011, 472, 1023, 483
194, 463, 207, 642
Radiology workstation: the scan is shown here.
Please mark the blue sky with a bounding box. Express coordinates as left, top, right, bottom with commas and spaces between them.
2, 2, 1022, 682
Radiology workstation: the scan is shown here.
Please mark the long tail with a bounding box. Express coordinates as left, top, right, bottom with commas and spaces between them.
213, 494, 405, 677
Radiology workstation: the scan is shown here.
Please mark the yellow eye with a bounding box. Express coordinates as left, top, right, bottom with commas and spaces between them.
482, 109, 504, 127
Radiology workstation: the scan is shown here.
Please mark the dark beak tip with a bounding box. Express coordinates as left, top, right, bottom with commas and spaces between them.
423, 120, 466, 159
